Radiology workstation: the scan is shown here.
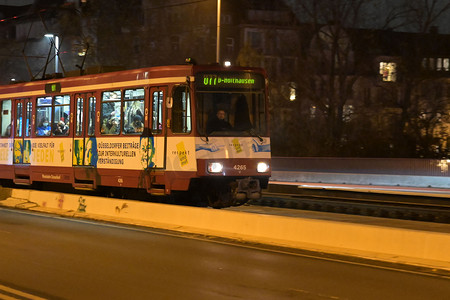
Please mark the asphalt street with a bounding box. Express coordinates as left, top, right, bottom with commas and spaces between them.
0, 208, 449, 300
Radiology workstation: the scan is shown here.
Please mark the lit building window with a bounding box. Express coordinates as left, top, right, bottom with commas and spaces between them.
287, 82, 297, 101
437, 58, 443, 71
343, 104, 354, 122
422, 57, 449, 71
422, 58, 428, 69
289, 87, 296, 101
379, 62, 397, 82
443, 58, 449, 71
429, 58, 435, 70
310, 105, 316, 119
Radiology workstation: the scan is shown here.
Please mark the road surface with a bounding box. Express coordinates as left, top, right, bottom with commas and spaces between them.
0, 208, 449, 299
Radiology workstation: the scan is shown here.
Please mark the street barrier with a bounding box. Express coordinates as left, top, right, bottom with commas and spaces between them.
1, 187, 449, 271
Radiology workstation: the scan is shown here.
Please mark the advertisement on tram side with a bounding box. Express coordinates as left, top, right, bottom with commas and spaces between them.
73, 136, 166, 170
0, 139, 13, 165
28, 138, 72, 167
195, 137, 271, 159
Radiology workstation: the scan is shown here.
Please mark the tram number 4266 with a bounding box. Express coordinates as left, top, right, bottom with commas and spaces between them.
233, 165, 247, 171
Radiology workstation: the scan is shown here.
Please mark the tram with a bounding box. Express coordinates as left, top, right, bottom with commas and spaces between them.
0, 63, 271, 207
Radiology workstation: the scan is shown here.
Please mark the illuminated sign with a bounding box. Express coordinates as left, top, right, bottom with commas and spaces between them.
203, 76, 255, 86
196, 72, 264, 91
45, 82, 61, 93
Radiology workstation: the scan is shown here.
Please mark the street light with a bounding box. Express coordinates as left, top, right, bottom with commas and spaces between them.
216, 0, 221, 64
45, 33, 59, 74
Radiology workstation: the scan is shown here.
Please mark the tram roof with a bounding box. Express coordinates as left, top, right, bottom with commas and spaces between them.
0, 64, 266, 100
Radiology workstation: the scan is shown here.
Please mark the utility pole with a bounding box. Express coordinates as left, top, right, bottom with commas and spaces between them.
216, 0, 221, 64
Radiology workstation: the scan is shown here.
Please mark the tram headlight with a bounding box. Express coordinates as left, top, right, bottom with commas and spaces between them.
257, 162, 269, 173
208, 162, 223, 173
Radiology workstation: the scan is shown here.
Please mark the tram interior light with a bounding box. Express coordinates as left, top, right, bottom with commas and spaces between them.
257, 162, 269, 173
208, 162, 223, 173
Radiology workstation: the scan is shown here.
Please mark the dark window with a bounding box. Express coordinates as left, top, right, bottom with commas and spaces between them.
75, 97, 84, 136
172, 86, 191, 133
152, 91, 163, 134
25, 102, 32, 137
15, 102, 23, 137
88, 97, 96, 136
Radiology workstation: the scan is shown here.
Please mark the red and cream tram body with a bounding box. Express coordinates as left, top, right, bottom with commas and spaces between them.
0, 64, 271, 206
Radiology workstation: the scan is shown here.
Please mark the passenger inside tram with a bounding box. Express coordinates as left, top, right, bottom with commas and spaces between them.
129, 115, 144, 133
36, 117, 51, 136
54, 119, 69, 135
101, 117, 119, 134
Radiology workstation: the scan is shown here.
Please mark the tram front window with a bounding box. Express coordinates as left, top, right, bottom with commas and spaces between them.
197, 91, 267, 136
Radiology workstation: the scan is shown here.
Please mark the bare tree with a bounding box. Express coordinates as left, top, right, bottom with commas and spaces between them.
281, 0, 450, 157
404, 0, 450, 33
392, 0, 450, 157
288, 0, 370, 154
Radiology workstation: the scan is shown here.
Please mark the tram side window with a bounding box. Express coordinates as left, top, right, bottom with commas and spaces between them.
172, 85, 191, 133
88, 97, 96, 136
25, 102, 32, 137
1, 100, 12, 137
15, 102, 23, 137
123, 88, 144, 134
53, 95, 70, 136
101, 90, 121, 135
36, 96, 52, 136
75, 97, 83, 136
152, 91, 163, 134
75, 96, 96, 137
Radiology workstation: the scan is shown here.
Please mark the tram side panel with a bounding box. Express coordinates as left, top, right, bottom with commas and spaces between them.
0, 99, 13, 180
1, 65, 271, 204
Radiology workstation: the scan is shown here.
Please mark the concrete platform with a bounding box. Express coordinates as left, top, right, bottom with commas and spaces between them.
269, 180, 450, 198
1, 187, 449, 272
270, 170, 450, 189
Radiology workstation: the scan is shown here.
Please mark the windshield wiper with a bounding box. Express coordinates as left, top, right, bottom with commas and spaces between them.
247, 129, 263, 142
201, 131, 209, 142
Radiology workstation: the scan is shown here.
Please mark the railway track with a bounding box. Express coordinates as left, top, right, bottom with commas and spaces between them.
249, 184, 450, 224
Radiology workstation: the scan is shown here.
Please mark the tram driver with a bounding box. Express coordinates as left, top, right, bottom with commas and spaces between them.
206, 109, 233, 134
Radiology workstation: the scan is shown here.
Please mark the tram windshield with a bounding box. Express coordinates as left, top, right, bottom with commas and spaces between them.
195, 71, 267, 137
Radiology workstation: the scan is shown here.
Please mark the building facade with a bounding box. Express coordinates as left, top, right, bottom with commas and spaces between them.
1, 0, 449, 157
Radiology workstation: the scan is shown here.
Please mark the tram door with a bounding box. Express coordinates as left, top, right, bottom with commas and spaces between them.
13, 98, 32, 165
12, 98, 32, 185
72, 93, 97, 187
149, 87, 167, 169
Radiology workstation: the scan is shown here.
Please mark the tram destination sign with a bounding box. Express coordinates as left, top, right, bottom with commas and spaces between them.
196, 72, 264, 91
